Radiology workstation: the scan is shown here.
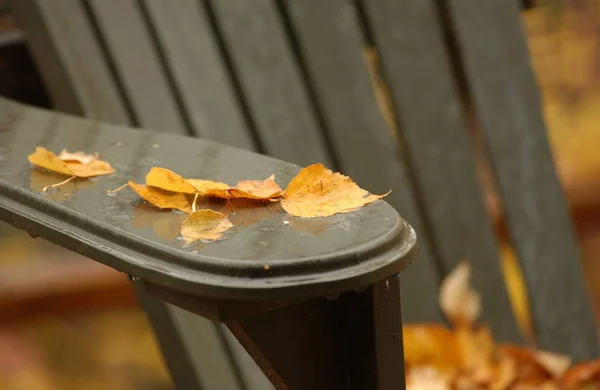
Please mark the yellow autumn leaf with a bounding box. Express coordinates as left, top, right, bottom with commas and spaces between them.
180, 210, 233, 243
127, 182, 192, 214
145, 167, 197, 194
439, 260, 481, 327
281, 163, 389, 218
28, 146, 115, 191
28, 146, 77, 177
146, 167, 283, 200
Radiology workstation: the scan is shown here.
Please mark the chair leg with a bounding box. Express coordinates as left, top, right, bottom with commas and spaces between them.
133, 281, 245, 390
227, 275, 406, 390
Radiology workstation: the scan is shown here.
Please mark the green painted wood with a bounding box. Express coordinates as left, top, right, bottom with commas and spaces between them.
447, 0, 599, 359
208, 0, 334, 167
142, 0, 257, 150
0, 97, 415, 300
362, 0, 521, 342
11, 0, 130, 124
222, 329, 275, 389
0, 97, 267, 388
284, 0, 441, 323
86, 0, 187, 133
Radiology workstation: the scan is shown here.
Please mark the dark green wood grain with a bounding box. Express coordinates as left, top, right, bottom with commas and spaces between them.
285, 0, 442, 323
362, 0, 522, 342
447, 0, 598, 359
208, 0, 334, 167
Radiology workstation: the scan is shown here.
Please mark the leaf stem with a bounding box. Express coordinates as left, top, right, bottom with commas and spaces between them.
42, 175, 76, 192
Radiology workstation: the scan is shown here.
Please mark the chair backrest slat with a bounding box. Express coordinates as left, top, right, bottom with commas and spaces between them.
13, 0, 130, 124
447, 0, 598, 359
142, 0, 257, 150
285, 0, 442, 322
209, 0, 334, 167
362, 0, 522, 342
86, 0, 187, 133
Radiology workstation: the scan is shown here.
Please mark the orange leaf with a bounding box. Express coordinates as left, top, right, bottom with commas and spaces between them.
28, 146, 115, 178
180, 210, 233, 243
403, 324, 460, 373
145, 167, 197, 194
439, 260, 481, 326
498, 345, 554, 386
127, 182, 192, 214
281, 163, 389, 218
561, 358, 600, 389
455, 325, 496, 375
146, 167, 283, 200
28, 147, 76, 177
233, 174, 283, 199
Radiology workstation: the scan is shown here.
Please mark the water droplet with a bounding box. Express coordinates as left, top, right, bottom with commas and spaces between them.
128, 275, 139, 282
42, 187, 58, 196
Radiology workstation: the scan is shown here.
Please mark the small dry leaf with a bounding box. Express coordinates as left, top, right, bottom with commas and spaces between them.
29, 146, 115, 180
146, 167, 283, 200
533, 350, 571, 379
146, 167, 197, 194
234, 174, 283, 199
281, 163, 389, 218
406, 366, 451, 390
498, 345, 553, 386
439, 260, 481, 326
403, 324, 460, 373
561, 359, 600, 389
58, 149, 100, 164
181, 210, 233, 243
127, 182, 192, 213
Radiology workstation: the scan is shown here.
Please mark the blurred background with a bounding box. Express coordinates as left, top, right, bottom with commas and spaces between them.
0, 0, 599, 389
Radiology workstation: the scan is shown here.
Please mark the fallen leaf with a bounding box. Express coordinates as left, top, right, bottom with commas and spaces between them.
439, 260, 481, 326
127, 182, 192, 214
28, 147, 75, 177
406, 366, 451, 390
58, 149, 100, 164
233, 174, 283, 199
455, 325, 496, 373
403, 324, 460, 373
534, 350, 571, 379
281, 163, 389, 218
490, 356, 516, 390
561, 359, 600, 389
145, 167, 197, 194
146, 167, 283, 200
498, 345, 553, 386
181, 210, 233, 243
28, 147, 115, 191
64, 160, 115, 178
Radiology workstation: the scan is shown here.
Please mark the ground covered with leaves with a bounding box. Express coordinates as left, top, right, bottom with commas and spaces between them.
405, 261, 600, 390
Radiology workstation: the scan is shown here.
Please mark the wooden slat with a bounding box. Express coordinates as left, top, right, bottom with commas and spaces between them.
209, 0, 334, 167
285, 0, 442, 322
223, 329, 275, 390
134, 282, 243, 390
11, 0, 130, 124
447, 0, 598, 359
142, 0, 257, 149
87, 0, 187, 133
363, 0, 522, 342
